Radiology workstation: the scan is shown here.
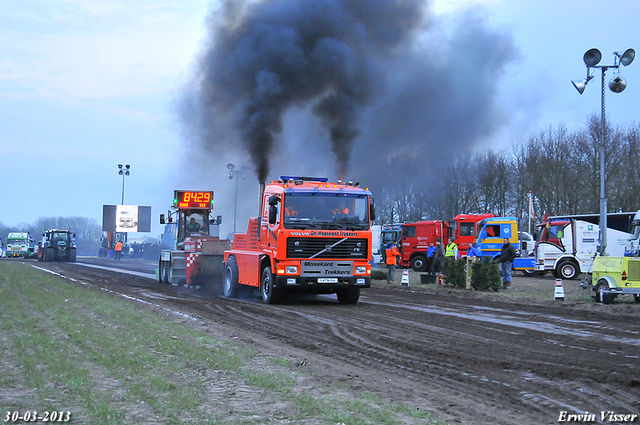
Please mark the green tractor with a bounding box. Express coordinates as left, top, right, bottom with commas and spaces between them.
37, 229, 77, 262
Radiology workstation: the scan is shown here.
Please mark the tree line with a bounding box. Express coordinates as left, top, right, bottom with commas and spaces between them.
375, 118, 640, 229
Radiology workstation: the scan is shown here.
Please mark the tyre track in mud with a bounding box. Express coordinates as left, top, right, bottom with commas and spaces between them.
29, 260, 640, 425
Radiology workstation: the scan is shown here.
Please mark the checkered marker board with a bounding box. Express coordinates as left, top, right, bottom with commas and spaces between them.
554, 279, 565, 301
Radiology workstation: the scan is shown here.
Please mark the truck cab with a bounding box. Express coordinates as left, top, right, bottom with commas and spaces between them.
223, 177, 374, 304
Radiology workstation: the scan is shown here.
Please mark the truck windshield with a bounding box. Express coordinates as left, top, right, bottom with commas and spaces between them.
283, 193, 370, 230
7, 239, 23, 245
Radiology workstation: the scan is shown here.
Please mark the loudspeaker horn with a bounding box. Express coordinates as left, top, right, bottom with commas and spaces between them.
609, 77, 627, 93
572, 79, 587, 95
620, 49, 635, 66
583, 48, 602, 67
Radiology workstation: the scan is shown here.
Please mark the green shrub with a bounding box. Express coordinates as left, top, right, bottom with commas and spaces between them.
371, 269, 387, 280
470, 258, 502, 291
443, 257, 467, 287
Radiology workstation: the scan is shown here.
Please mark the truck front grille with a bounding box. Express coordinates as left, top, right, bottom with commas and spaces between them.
287, 238, 368, 260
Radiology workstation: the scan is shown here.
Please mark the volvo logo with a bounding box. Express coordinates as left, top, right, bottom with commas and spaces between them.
325, 245, 332, 252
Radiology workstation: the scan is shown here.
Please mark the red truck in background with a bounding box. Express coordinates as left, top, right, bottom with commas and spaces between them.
451, 213, 495, 256
386, 213, 494, 272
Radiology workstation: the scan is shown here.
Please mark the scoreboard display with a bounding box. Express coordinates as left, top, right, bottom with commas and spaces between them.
173, 191, 214, 209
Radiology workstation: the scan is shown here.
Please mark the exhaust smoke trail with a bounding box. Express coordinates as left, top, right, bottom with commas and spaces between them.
183, 0, 428, 182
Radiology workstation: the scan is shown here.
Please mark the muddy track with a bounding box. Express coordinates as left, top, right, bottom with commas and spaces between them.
27, 259, 640, 425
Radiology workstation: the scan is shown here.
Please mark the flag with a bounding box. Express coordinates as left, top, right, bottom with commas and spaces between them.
528, 192, 535, 220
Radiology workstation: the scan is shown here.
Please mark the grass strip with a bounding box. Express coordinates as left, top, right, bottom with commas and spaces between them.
0, 261, 447, 424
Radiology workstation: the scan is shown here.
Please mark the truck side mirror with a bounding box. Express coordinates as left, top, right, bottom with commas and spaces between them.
269, 205, 278, 224
217, 215, 222, 225
268, 195, 280, 206
370, 204, 376, 221
160, 214, 165, 224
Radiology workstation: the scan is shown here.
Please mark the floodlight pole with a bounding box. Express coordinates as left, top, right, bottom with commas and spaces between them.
598, 67, 608, 255
572, 48, 634, 256
118, 164, 131, 205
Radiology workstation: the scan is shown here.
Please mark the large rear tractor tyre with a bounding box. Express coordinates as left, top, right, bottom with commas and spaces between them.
45, 247, 54, 262
163, 262, 172, 285
595, 280, 614, 304
410, 255, 428, 272
261, 266, 280, 304
557, 261, 578, 280
223, 257, 240, 298
69, 249, 76, 262
158, 260, 165, 283
337, 287, 360, 304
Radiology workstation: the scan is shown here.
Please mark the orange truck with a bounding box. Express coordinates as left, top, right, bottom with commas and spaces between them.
223, 176, 375, 304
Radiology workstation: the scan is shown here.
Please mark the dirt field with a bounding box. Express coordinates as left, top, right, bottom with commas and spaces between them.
22, 258, 640, 424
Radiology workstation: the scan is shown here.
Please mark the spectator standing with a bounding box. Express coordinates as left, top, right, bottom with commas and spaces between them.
468, 241, 482, 260
499, 237, 517, 289
426, 242, 436, 272
385, 242, 400, 284
445, 237, 459, 259
431, 238, 445, 274
114, 240, 123, 261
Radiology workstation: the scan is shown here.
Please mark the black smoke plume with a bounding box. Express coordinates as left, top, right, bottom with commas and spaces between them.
184, 0, 428, 182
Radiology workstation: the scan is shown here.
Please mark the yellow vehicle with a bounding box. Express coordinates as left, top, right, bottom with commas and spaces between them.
592, 256, 640, 304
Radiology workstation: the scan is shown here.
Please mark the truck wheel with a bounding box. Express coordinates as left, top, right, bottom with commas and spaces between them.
223, 257, 240, 298
261, 267, 280, 304
410, 256, 428, 272
337, 287, 360, 304
634, 295, 640, 304
595, 280, 614, 304
557, 261, 578, 280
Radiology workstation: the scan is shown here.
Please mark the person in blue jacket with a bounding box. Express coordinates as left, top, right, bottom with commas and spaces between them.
426, 242, 436, 272
467, 241, 482, 260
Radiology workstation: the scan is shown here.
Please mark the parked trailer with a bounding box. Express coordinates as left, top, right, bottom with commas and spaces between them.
534, 212, 637, 279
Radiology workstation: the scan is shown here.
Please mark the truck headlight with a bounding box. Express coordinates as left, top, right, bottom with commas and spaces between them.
286, 266, 298, 274
355, 266, 367, 274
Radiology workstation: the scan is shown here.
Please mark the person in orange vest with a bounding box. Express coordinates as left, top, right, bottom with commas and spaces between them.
385, 242, 400, 284
114, 240, 123, 261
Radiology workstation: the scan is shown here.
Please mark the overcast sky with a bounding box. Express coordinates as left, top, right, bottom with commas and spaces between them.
1, 0, 639, 239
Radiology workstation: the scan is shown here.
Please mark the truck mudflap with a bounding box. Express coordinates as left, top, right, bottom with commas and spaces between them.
275, 276, 371, 292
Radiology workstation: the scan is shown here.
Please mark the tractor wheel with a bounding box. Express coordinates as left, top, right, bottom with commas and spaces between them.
410, 255, 428, 272
45, 248, 54, 262
337, 287, 360, 304
223, 257, 240, 298
158, 260, 165, 283
261, 266, 280, 304
163, 262, 172, 285
557, 261, 578, 280
69, 249, 76, 262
